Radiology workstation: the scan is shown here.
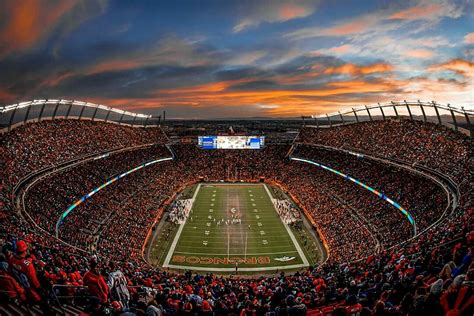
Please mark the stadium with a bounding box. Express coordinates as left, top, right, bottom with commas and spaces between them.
1, 1, 473, 315
1, 99, 472, 315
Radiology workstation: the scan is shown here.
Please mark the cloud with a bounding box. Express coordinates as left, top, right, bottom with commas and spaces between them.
0, 44, 407, 117
464, 33, 474, 44
326, 44, 353, 55
51, 0, 109, 57
0, 0, 108, 59
286, 14, 380, 39
233, 1, 317, 33
286, 0, 464, 40
147, 76, 401, 114
52, 71, 473, 118
227, 50, 267, 66
0, 0, 471, 119
86, 36, 222, 74
394, 76, 472, 109
405, 49, 434, 59
324, 34, 451, 67
388, 1, 462, 21
323, 63, 393, 76
428, 58, 474, 78
0, 88, 16, 102
0, 0, 76, 58
37, 35, 224, 89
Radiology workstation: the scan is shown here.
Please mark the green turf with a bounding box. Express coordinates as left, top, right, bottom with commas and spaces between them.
161, 183, 310, 272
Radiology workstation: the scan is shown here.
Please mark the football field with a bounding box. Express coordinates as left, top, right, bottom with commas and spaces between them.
161, 183, 310, 272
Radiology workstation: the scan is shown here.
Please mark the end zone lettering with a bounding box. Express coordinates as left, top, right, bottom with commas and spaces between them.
172, 255, 270, 265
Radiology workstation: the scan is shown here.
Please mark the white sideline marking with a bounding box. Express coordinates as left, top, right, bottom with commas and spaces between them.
165, 263, 307, 272
174, 250, 297, 256
263, 184, 310, 267
163, 184, 202, 268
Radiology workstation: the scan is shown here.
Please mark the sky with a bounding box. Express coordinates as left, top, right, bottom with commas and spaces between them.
0, 0, 472, 118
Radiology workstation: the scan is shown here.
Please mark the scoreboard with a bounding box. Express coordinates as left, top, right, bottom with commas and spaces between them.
198, 136, 265, 149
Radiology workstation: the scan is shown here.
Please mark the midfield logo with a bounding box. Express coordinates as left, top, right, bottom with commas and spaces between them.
274, 256, 296, 262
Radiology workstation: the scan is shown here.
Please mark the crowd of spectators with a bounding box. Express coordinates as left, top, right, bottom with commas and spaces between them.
23, 145, 170, 245
2, 120, 168, 188
298, 119, 470, 185
0, 118, 472, 315
0, 120, 169, 247
291, 145, 448, 239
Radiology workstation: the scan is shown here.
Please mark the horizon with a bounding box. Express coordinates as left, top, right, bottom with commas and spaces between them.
0, 0, 473, 118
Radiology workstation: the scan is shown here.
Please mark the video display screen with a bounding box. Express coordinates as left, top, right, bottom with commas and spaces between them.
198, 136, 265, 149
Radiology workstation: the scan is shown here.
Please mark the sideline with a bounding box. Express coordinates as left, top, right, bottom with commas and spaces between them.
263, 184, 310, 267
163, 184, 202, 267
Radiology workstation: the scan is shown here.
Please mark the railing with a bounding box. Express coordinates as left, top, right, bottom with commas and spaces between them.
301, 101, 473, 136
0, 99, 162, 133
51, 284, 156, 310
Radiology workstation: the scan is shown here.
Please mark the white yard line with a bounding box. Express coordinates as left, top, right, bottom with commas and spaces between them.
163, 183, 202, 268
173, 245, 298, 250
176, 233, 294, 238
226, 188, 230, 259
263, 184, 310, 267
236, 188, 245, 253
227, 230, 230, 259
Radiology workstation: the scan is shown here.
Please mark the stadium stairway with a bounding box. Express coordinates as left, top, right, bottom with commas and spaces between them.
0, 303, 84, 315
0, 303, 42, 316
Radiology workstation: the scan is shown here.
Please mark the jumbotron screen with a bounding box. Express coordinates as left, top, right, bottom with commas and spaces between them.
198, 136, 265, 149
